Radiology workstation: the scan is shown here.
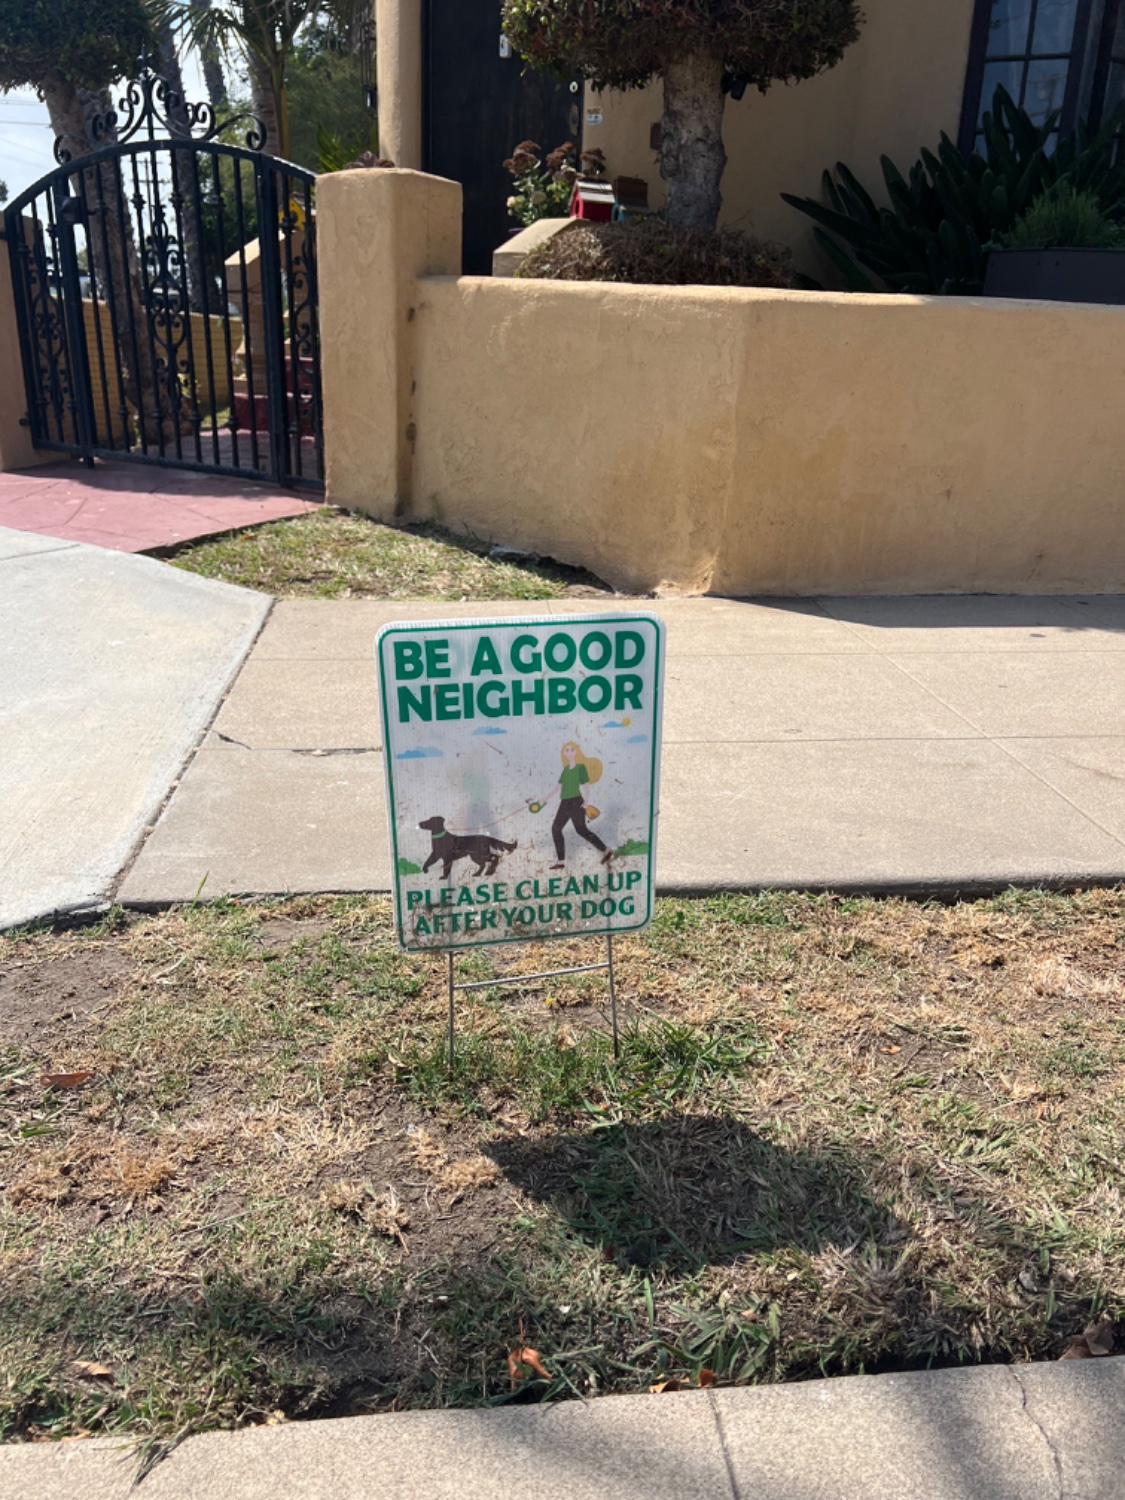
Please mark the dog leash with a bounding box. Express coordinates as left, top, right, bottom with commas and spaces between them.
450, 795, 605, 835
447, 799, 543, 834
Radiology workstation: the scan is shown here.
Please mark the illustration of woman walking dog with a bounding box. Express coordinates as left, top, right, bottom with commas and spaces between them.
531, 741, 612, 870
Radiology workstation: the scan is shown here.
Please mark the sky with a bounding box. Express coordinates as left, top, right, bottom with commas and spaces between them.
0, 52, 213, 204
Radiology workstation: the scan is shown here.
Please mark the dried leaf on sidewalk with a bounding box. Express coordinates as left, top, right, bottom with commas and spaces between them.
41, 1071, 94, 1089
72, 1361, 114, 1379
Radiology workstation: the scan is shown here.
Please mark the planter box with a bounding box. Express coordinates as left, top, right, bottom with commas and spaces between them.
984, 247, 1125, 304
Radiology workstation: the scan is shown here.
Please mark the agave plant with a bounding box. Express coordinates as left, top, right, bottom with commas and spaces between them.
783, 86, 1125, 294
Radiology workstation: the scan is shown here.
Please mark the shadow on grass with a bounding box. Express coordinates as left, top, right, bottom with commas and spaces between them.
487, 1116, 902, 1271
403, 519, 613, 596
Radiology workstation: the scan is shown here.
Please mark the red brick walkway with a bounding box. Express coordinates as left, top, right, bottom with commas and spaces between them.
0, 459, 322, 553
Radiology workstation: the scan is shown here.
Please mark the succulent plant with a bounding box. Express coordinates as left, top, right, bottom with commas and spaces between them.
783, 87, 1125, 294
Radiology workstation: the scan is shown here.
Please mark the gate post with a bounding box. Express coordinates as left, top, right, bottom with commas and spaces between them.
0, 222, 59, 472
316, 168, 460, 518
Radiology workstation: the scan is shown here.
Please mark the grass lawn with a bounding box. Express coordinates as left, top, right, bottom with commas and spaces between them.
168, 508, 609, 600
2, 889, 1123, 1461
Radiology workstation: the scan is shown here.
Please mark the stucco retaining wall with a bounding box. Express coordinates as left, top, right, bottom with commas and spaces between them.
319, 169, 1125, 597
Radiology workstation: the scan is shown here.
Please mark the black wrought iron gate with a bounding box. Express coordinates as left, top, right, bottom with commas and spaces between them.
3, 73, 323, 490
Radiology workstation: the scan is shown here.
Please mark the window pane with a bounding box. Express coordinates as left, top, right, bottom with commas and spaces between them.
988, 0, 1033, 54
1031, 0, 1079, 54
1024, 56, 1070, 119
980, 58, 1025, 120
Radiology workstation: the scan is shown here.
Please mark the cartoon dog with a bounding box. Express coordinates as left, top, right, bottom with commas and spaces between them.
419, 816, 517, 879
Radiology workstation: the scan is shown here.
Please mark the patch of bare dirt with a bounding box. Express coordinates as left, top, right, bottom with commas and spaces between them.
0, 947, 131, 1050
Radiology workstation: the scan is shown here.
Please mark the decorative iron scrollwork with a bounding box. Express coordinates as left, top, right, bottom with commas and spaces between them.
53, 68, 267, 164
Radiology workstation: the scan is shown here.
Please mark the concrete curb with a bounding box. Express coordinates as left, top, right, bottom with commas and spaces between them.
2, 1360, 1121, 1499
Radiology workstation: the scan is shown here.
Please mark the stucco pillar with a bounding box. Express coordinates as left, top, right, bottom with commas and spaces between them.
317, 168, 461, 517
0, 222, 58, 471
377, 0, 423, 169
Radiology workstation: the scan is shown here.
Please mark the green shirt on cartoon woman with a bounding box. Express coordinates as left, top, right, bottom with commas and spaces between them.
559, 762, 589, 801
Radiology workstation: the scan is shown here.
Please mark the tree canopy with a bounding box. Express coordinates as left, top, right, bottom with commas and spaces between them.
501, 0, 863, 94
0, 0, 151, 93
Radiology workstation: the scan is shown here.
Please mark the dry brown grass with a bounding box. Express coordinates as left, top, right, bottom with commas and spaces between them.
1, 888, 1122, 1451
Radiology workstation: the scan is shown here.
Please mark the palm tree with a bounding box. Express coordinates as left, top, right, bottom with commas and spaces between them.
163, 0, 317, 158
163, 0, 370, 159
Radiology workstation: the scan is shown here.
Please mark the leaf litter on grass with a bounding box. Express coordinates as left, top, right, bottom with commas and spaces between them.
0, 888, 1123, 1449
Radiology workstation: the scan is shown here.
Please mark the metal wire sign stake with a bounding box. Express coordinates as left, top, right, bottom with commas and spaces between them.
375, 612, 666, 1068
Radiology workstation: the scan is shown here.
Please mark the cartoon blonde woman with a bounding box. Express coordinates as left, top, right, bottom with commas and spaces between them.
540, 741, 611, 870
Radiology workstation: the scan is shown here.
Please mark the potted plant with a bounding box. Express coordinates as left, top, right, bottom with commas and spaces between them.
983, 182, 1125, 305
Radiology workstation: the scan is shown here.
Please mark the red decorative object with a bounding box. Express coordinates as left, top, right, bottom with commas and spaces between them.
569, 179, 615, 221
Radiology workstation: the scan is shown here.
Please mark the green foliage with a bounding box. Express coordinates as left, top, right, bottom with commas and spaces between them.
502, 0, 862, 94
314, 121, 380, 173
286, 29, 375, 172
504, 140, 578, 226
0, 0, 151, 92
1000, 182, 1125, 250
784, 87, 1125, 294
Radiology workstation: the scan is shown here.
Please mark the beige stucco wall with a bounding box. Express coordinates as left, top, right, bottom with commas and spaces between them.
408, 278, 1125, 595
319, 169, 1125, 597
585, 0, 978, 262
318, 169, 462, 515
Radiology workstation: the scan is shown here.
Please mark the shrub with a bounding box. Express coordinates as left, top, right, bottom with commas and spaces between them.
999, 182, 1125, 250
784, 86, 1125, 293
516, 217, 796, 288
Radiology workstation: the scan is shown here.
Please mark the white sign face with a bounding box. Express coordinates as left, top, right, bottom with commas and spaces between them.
376, 612, 665, 952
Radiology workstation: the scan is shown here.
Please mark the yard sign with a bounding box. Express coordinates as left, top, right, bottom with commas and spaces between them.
377, 612, 665, 952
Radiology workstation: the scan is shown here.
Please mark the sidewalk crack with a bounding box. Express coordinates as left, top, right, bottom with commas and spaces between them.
706, 1390, 743, 1500
1009, 1367, 1064, 1499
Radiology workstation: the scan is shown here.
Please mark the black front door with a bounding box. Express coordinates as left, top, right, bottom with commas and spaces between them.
423, 0, 579, 274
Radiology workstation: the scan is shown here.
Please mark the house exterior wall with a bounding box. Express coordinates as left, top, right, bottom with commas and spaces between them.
317, 169, 1125, 598
583, 0, 979, 259
377, 0, 979, 266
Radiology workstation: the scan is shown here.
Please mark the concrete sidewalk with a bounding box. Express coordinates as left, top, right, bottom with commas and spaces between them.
120, 593, 1125, 905
0, 528, 268, 930
3, 1360, 1122, 1499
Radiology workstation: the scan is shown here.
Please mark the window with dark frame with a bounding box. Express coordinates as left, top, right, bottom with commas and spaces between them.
959, 0, 1125, 152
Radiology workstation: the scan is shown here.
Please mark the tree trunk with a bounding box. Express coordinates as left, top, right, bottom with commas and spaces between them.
190, 0, 228, 111
41, 72, 98, 166
660, 50, 727, 231
248, 48, 283, 157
